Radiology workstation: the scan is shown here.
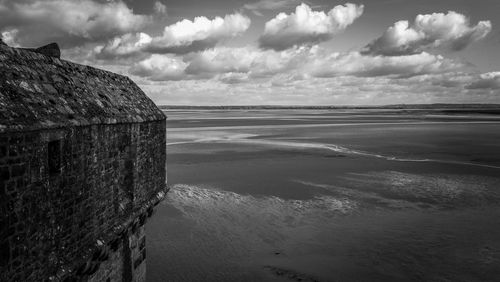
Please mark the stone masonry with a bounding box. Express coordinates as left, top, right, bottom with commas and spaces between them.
0, 43, 167, 282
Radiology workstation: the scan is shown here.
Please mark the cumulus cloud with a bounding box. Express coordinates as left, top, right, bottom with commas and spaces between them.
259, 3, 364, 50
129, 54, 188, 81
466, 72, 500, 90
308, 50, 465, 78
130, 45, 465, 82
184, 47, 274, 76
1, 29, 19, 46
130, 43, 496, 104
95, 32, 152, 60
0, 0, 150, 47
128, 47, 283, 81
156, 46, 309, 79
95, 13, 250, 58
147, 13, 251, 53
364, 11, 492, 56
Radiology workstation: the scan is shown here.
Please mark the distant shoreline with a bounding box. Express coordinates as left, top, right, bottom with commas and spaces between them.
158, 104, 500, 110
159, 104, 500, 113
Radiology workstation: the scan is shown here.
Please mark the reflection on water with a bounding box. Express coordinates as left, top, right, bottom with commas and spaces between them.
171, 184, 356, 224
298, 171, 500, 209
148, 184, 358, 282
343, 171, 500, 207
150, 180, 500, 281
162, 184, 356, 269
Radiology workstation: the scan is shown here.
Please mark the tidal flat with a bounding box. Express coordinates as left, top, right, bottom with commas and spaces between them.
147, 109, 500, 282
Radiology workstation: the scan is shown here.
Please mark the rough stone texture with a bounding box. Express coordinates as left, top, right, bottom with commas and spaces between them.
34, 43, 61, 59
20, 43, 62, 59
0, 44, 165, 133
86, 226, 147, 282
0, 44, 167, 282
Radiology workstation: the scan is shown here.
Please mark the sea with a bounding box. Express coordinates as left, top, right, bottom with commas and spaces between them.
146, 108, 500, 282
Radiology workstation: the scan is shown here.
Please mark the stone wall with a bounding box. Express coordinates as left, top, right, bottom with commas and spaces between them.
85, 226, 146, 282
0, 120, 166, 281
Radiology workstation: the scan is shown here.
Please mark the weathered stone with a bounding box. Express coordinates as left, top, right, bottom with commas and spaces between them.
19, 42, 61, 59
0, 43, 167, 282
0, 43, 165, 134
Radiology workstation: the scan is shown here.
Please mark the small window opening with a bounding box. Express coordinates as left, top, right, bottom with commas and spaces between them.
48, 140, 62, 176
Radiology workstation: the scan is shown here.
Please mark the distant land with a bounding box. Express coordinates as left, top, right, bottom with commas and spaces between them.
159, 104, 500, 115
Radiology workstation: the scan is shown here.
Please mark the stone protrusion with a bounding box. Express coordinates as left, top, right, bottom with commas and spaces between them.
19, 43, 61, 58
35, 42, 61, 58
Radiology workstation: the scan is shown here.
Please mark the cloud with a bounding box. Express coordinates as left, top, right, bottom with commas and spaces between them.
259, 3, 364, 50
217, 72, 250, 84
466, 72, 500, 89
243, 0, 300, 16
0, 0, 150, 47
428, 73, 472, 88
95, 32, 152, 60
130, 45, 466, 82
128, 42, 497, 105
150, 46, 308, 79
154, 1, 167, 16
184, 47, 255, 76
147, 13, 250, 53
95, 12, 250, 58
364, 11, 492, 56
140, 72, 488, 106
129, 54, 187, 81
308, 50, 465, 78
1, 29, 18, 46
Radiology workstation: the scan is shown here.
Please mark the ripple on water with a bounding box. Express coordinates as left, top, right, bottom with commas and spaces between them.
342, 171, 500, 208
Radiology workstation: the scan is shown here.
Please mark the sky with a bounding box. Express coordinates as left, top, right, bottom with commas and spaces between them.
1, 0, 500, 105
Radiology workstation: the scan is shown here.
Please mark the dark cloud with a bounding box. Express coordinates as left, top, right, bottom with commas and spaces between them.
0, 0, 150, 48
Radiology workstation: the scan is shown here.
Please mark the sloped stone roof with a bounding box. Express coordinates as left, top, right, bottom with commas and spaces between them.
0, 43, 165, 133
21, 42, 62, 59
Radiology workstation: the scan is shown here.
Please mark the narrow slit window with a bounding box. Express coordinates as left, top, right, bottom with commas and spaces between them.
48, 140, 61, 176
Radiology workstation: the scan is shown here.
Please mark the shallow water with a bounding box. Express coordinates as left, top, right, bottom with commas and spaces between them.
147, 109, 500, 282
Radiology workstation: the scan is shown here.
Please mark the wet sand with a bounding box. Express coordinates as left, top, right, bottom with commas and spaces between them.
147, 109, 500, 282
